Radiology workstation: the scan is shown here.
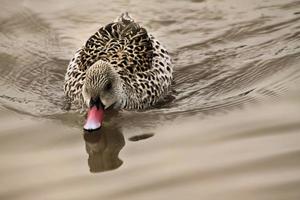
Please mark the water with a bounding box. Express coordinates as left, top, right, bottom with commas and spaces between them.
0, 0, 300, 199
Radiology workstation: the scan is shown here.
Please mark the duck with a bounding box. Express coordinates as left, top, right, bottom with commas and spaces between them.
64, 12, 173, 131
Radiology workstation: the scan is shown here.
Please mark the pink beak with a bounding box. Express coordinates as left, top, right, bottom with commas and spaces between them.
84, 106, 104, 131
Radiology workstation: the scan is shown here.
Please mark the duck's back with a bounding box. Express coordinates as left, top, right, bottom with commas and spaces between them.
64, 13, 173, 109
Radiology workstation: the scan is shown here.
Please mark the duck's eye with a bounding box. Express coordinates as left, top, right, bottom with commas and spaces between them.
105, 82, 112, 91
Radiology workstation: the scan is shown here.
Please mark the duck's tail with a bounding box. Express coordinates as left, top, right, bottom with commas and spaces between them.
114, 12, 135, 23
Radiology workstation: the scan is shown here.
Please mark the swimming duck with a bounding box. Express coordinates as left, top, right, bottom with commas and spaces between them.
64, 12, 173, 131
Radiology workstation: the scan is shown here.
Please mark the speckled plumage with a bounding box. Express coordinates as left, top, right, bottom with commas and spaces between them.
64, 13, 173, 110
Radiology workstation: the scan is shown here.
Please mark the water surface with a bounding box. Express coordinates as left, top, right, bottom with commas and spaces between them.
1, 0, 300, 199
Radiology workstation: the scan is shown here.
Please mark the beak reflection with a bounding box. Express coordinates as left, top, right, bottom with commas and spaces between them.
83, 126, 125, 173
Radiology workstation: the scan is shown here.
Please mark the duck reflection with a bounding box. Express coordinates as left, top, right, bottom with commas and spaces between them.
83, 126, 125, 173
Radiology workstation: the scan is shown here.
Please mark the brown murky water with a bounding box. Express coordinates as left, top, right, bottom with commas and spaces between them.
1, 0, 300, 199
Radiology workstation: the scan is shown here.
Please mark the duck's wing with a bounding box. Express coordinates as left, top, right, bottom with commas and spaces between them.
64, 47, 87, 108
78, 13, 154, 75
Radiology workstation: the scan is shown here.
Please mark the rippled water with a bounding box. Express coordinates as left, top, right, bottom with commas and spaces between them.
1, 0, 300, 199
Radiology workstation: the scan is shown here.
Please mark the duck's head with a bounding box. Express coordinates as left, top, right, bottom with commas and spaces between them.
82, 60, 122, 131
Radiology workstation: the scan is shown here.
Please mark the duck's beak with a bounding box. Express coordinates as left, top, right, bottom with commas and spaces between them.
84, 97, 104, 131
